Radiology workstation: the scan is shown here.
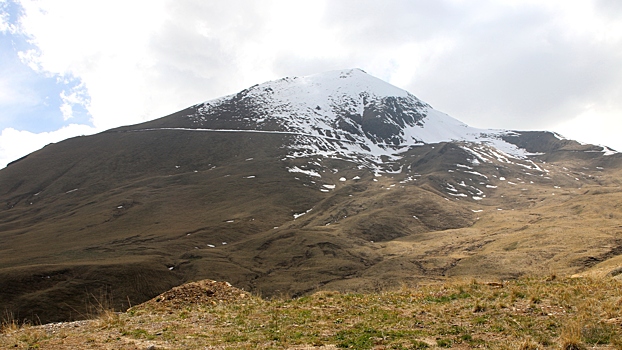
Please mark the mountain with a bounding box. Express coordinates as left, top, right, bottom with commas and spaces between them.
1, 69, 621, 323
117, 69, 558, 169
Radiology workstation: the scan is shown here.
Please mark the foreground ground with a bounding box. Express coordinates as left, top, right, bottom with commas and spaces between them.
2, 277, 622, 349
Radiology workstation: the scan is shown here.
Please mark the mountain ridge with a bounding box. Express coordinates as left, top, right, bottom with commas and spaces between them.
108, 68, 617, 173
1, 68, 621, 324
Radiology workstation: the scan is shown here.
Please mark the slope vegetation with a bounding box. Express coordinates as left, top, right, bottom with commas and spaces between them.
1, 69, 621, 324
2, 276, 621, 349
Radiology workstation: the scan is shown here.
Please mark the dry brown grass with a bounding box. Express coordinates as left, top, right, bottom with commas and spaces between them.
0, 311, 19, 334
2, 276, 621, 349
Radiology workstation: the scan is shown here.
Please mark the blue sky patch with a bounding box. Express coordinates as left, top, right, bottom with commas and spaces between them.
0, 0, 92, 133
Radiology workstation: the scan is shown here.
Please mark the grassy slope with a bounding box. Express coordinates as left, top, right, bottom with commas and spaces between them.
2, 276, 621, 349
1, 127, 622, 325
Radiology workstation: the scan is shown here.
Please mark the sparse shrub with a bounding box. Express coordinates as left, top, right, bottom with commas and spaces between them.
512, 289, 526, 299
437, 325, 465, 336
561, 341, 585, 350
460, 333, 472, 341
16, 326, 48, 348
581, 323, 616, 344
535, 334, 554, 347
224, 331, 249, 342
335, 327, 383, 349
473, 315, 488, 325
122, 328, 156, 340
489, 324, 505, 332
473, 303, 486, 312
561, 321, 586, 350
518, 339, 540, 349
1, 311, 19, 334
411, 340, 430, 349
504, 241, 518, 251
424, 291, 470, 303
436, 338, 452, 347
545, 274, 557, 281
97, 309, 125, 329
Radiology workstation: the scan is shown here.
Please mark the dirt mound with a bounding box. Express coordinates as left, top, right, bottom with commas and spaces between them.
135, 279, 250, 309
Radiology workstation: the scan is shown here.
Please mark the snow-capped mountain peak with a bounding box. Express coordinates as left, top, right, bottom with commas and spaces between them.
263, 68, 413, 101
181, 69, 538, 170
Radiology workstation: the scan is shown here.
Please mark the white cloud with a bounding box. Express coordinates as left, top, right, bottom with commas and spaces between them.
320, 1, 622, 132
0, 3, 8, 33
555, 102, 622, 152
59, 84, 89, 121
15, 0, 170, 129
0, 0, 16, 34
1, 0, 622, 167
0, 124, 97, 168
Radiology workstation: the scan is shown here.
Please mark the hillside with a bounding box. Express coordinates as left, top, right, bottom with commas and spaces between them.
1, 69, 621, 324
2, 276, 621, 349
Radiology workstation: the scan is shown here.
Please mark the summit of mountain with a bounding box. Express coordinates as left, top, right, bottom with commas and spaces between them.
1, 69, 621, 324
118, 69, 572, 159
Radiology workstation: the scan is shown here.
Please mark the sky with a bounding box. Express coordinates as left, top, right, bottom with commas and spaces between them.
1, 0, 621, 168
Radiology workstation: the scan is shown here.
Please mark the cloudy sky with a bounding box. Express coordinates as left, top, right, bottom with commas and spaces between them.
1, 0, 621, 168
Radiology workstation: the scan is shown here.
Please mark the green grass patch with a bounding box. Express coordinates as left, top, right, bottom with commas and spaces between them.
423, 291, 471, 303
122, 328, 156, 340
335, 327, 383, 349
